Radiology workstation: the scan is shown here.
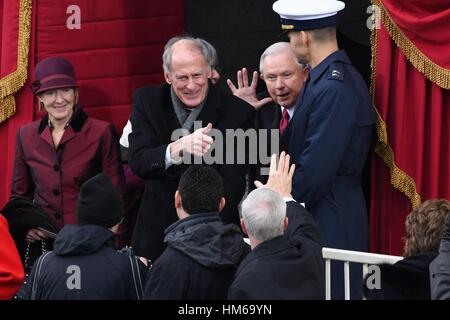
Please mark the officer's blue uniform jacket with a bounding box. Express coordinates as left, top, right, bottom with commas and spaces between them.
289, 49, 374, 250
288, 50, 375, 298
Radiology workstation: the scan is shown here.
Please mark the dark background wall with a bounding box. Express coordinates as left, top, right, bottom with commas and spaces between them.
186, 0, 282, 91
186, 0, 372, 90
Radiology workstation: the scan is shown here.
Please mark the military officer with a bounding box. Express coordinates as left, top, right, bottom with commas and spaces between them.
273, 0, 376, 299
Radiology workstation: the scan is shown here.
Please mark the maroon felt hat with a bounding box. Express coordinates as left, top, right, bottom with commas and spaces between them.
31, 57, 78, 95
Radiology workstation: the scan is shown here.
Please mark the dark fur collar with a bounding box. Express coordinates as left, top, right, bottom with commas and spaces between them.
38, 105, 88, 133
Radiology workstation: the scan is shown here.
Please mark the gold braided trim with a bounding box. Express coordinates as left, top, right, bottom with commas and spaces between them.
370, 2, 421, 209
0, 0, 33, 123
373, 110, 422, 209
0, 96, 16, 122
373, 0, 450, 89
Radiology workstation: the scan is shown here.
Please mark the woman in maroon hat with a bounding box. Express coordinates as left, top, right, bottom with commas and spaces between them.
10, 57, 125, 243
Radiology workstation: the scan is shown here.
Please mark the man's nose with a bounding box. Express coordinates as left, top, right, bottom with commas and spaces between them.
186, 77, 196, 89
275, 77, 285, 89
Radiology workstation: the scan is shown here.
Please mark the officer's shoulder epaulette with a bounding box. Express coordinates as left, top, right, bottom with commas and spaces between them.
328, 62, 344, 81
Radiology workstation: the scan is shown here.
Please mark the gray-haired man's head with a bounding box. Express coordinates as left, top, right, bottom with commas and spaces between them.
259, 42, 308, 108
241, 188, 287, 242
162, 36, 214, 107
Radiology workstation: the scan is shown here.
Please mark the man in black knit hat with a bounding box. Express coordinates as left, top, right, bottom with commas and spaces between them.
20, 174, 148, 300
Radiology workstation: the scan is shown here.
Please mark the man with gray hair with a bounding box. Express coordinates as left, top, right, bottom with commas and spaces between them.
228, 42, 307, 113
118, 38, 223, 246
228, 152, 324, 300
120, 38, 221, 150
129, 35, 254, 262
227, 42, 308, 183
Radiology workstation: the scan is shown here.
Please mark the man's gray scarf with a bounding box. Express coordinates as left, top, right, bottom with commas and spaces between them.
170, 86, 207, 132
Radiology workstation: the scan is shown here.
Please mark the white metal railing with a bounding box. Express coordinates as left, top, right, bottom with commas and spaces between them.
322, 247, 403, 300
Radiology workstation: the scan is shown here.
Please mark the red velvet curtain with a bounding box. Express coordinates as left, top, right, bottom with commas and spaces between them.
0, 0, 36, 211
370, 0, 450, 255
0, 0, 186, 209
0, 1, 3, 64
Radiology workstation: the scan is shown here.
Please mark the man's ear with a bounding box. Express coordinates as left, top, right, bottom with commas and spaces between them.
240, 218, 248, 236
302, 66, 309, 81
174, 190, 182, 209
301, 30, 310, 47
164, 71, 172, 85
218, 197, 226, 213
205, 66, 212, 79
283, 217, 289, 231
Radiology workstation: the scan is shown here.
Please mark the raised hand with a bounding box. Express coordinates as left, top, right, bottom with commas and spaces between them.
254, 151, 295, 198
227, 68, 272, 110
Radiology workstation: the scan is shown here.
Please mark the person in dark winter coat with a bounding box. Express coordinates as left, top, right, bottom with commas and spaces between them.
129, 36, 254, 262
429, 201, 450, 300
363, 199, 450, 300
118, 38, 221, 247
228, 152, 325, 300
20, 174, 147, 300
144, 165, 249, 300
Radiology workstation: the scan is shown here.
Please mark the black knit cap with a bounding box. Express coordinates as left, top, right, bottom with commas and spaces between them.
76, 173, 124, 228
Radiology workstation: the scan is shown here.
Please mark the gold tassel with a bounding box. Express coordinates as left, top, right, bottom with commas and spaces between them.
0, 96, 17, 122
0, 0, 33, 123
370, 0, 422, 209
373, 0, 450, 89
